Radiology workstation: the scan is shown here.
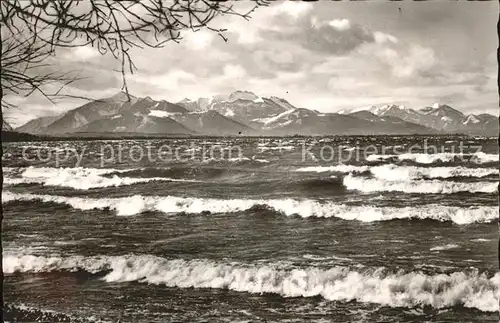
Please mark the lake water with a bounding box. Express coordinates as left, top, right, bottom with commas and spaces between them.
2, 135, 499, 322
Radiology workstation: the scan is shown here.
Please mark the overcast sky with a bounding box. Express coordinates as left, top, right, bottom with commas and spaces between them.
4, 1, 498, 127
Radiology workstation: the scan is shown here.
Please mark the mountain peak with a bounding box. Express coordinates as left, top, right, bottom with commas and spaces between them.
10, 91, 498, 136
107, 91, 136, 103
269, 96, 286, 102
420, 106, 433, 114
463, 114, 480, 125
424, 104, 464, 118
370, 104, 407, 116
227, 90, 259, 102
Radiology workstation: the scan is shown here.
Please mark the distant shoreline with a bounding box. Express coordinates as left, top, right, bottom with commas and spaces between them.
1, 130, 487, 143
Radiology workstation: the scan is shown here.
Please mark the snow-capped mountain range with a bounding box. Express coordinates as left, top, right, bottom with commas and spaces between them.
339, 103, 498, 134
13, 91, 499, 136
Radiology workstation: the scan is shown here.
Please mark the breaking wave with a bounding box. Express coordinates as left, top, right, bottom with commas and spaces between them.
366, 152, 498, 164
201, 156, 270, 164
430, 244, 460, 251
3, 166, 197, 190
3, 191, 496, 223
368, 164, 498, 180
295, 165, 370, 173
4, 253, 500, 312
107, 166, 229, 181
470, 238, 493, 243
295, 164, 498, 180
343, 174, 498, 194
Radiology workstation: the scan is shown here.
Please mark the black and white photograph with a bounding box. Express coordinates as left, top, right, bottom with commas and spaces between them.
1, 1, 499, 322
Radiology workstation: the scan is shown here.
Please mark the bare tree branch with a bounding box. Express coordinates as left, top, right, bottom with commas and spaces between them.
0, 0, 269, 105
0, 3, 269, 307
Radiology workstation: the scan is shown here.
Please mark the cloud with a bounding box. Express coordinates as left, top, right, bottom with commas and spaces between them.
304, 18, 375, 54
371, 43, 436, 79
251, 48, 297, 73
373, 32, 399, 44
327, 77, 373, 93
269, 1, 313, 19
217, 1, 312, 45
329, 19, 351, 31
4, 1, 497, 125
63, 46, 100, 62
235, 28, 261, 44
127, 64, 248, 102
73, 69, 121, 91
222, 64, 246, 79
261, 15, 376, 56
132, 70, 197, 92
183, 30, 214, 50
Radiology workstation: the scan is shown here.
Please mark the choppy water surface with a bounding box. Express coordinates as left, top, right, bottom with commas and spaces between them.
2, 136, 499, 322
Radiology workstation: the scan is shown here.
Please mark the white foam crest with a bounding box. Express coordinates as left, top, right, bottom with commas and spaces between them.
470, 238, 493, 242
366, 154, 394, 162
3, 254, 110, 274
369, 164, 498, 181
4, 253, 500, 312
474, 152, 500, 163
295, 165, 370, 173
343, 174, 498, 194
430, 244, 460, 251
201, 156, 254, 164
3, 191, 497, 223
3, 166, 193, 190
251, 156, 270, 163
366, 152, 499, 164
295, 164, 497, 179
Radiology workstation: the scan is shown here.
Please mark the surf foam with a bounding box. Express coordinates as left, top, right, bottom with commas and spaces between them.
343, 174, 498, 194
369, 164, 498, 181
3, 191, 496, 223
4, 253, 499, 312
3, 166, 196, 190
295, 165, 370, 173
295, 164, 498, 180
430, 244, 460, 251
366, 152, 498, 164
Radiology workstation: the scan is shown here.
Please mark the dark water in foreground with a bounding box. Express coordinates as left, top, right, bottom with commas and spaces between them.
2, 136, 499, 322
